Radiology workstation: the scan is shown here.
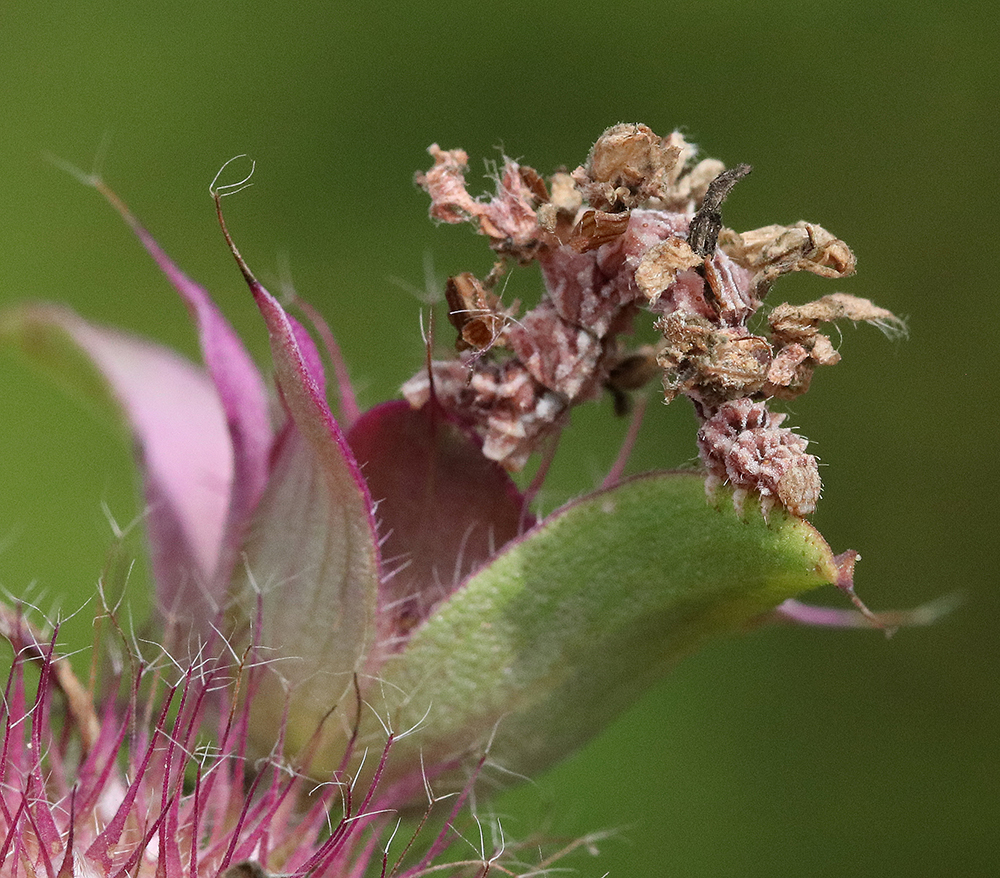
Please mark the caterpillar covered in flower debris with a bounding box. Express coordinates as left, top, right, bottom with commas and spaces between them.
404, 123, 902, 516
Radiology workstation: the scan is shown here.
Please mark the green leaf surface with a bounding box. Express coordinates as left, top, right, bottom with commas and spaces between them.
355, 471, 842, 800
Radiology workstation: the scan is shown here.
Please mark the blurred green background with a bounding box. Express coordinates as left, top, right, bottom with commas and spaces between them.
1, 2, 996, 875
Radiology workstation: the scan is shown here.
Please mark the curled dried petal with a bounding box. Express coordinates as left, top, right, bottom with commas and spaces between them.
416, 144, 477, 224
416, 145, 548, 259
720, 221, 856, 298
769, 292, 903, 342
766, 342, 813, 389
721, 221, 856, 276
762, 293, 904, 399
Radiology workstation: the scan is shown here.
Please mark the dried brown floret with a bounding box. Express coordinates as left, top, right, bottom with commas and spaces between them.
444, 272, 517, 353
718, 221, 856, 298
570, 124, 730, 216
656, 311, 771, 405
571, 123, 684, 212
661, 156, 727, 212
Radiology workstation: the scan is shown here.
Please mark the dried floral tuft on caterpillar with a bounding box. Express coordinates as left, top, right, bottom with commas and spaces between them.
405, 123, 903, 516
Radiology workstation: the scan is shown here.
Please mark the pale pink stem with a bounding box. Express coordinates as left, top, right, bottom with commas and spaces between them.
603, 394, 649, 489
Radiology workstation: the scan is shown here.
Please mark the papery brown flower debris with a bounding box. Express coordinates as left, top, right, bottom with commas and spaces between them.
406, 123, 903, 516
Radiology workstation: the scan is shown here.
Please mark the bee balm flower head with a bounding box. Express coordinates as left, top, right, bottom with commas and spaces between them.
2, 125, 931, 876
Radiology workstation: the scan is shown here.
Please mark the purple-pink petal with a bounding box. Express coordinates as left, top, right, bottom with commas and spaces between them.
347, 399, 533, 644
771, 595, 959, 630
5, 305, 233, 640
99, 185, 273, 595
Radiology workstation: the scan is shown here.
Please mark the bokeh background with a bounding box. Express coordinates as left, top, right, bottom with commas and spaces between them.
2, 2, 996, 875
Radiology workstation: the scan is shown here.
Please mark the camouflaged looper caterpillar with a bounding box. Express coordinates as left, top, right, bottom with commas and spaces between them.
409, 122, 903, 517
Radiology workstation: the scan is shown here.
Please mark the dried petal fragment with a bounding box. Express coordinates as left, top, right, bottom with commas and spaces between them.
548, 171, 583, 215
572, 123, 683, 212
635, 236, 702, 305
568, 209, 633, 253
719, 221, 856, 297
764, 293, 904, 397
506, 302, 604, 400
402, 358, 565, 471
415, 145, 476, 224
766, 342, 812, 388
416, 145, 548, 259
664, 156, 727, 212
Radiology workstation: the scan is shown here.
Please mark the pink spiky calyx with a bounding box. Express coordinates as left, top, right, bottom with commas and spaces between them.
0, 603, 511, 878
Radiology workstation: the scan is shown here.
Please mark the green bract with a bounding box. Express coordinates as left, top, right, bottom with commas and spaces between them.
333, 472, 839, 796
